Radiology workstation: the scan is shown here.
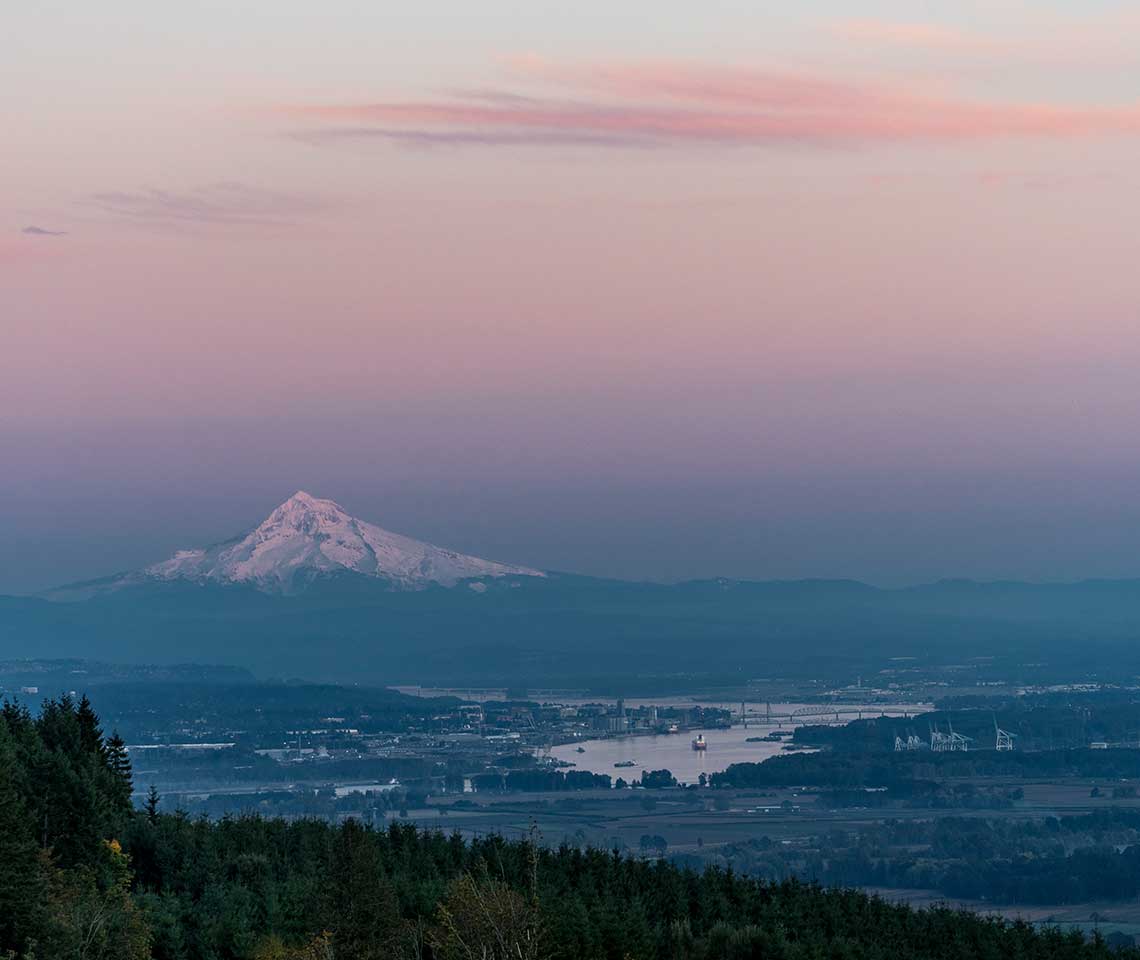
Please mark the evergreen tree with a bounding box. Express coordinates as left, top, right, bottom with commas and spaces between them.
0, 726, 49, 954
76, 694, 105, 757
145, 784, 161, 824
105, 730, 134, 809
323, 819, 404, 957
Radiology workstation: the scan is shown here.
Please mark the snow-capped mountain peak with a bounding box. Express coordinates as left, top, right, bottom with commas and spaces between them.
144, 491, 544, 592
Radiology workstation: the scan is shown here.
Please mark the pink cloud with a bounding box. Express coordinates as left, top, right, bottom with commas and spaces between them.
830, 20, 1004, 53
826, 14, 1140, 68
289, 62, 1140, 148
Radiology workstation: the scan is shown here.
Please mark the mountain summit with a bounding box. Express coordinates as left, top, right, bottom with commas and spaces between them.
144, 491, 544, 592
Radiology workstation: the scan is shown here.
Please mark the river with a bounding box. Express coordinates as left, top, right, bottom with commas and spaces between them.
547, 703, 931, 785
393, 687, 930, 784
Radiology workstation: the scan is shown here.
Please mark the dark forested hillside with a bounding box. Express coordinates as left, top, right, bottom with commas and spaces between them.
2, 695, 1137, 960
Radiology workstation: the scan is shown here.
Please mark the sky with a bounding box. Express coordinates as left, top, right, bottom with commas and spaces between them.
5, 1, 1140, 593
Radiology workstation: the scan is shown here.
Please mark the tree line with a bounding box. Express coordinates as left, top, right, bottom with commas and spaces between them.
3, 695, 1138, 959
712, 746, 1140, 789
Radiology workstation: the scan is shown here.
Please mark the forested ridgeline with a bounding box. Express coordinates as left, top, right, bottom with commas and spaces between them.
2, 697, 1136, 960
712, 747, 1140, 788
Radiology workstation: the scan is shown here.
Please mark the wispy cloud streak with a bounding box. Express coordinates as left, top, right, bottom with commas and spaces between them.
288, 61, 1140, 150
87, 182, 330, 226
293, 127, 654, 148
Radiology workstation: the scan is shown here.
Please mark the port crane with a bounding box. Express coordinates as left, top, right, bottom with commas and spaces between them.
930, 720, 972, 752
894, 733, 924, 751
994, 716, 1016, 751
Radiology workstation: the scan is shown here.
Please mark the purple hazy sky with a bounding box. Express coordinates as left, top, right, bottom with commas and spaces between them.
5, 1, 1140, 593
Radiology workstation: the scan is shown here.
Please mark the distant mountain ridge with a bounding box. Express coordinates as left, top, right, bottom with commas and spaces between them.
9, 494, 1140, 685
9, 569, 1140, 686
